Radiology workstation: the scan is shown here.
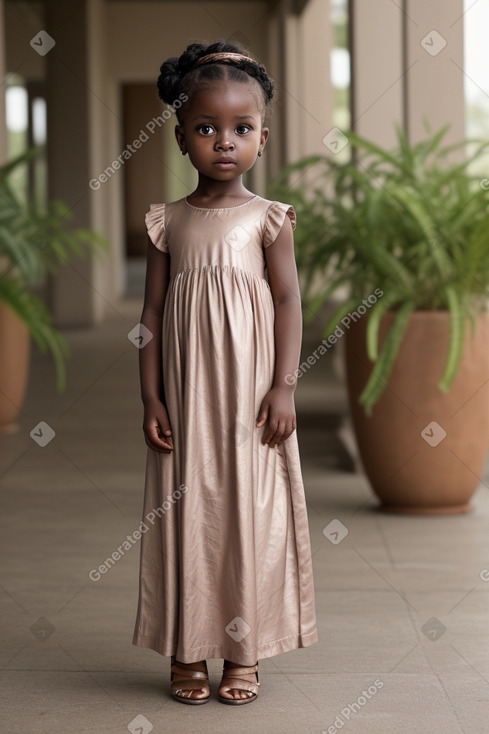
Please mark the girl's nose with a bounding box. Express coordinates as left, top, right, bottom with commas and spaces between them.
215, 135, 235, 151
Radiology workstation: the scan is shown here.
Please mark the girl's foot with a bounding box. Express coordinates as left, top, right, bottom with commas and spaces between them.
218, 659, 260, 704
170, 655, 210, 704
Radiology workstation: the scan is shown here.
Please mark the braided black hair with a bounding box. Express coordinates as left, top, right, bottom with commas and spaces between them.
157, 39, 275, 125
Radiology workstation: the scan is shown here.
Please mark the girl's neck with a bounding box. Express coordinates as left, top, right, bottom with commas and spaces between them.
189, 176, 253, 206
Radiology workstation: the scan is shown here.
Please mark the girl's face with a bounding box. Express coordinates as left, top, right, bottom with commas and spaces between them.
175, 80, 269, 182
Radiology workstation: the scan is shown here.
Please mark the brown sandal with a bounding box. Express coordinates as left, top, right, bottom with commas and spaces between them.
218, 660, 260, 705
170, 655, 210, 704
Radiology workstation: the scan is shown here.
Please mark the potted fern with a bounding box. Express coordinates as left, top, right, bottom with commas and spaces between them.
0, 147, 108, 431
269, 122, 489, 514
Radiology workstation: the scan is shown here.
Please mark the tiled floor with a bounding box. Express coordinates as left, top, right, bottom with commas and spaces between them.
1, 298, 488, 734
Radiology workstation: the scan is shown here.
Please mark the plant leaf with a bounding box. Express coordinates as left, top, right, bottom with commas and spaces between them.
438, 286, 465, 393
366, 289, 402, 361
359, 299, 416, 414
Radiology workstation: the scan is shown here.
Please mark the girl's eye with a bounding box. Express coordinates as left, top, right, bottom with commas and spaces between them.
198, 125, 215, 135
236, 125, 252, 134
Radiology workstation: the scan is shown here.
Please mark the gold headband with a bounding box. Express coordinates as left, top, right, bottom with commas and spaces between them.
196, 52, 256, 66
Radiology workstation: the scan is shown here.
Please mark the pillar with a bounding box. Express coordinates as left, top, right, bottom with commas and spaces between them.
350, 0, 465, 150
45, 0, 113, 326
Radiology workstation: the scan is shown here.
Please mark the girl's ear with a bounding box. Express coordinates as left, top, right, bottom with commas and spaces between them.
175, 124, 187, 155
260, 127, 270, 152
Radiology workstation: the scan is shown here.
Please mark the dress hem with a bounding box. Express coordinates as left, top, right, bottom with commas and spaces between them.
132, 627, 319, 664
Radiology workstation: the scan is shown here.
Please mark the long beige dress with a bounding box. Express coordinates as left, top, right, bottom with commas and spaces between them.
132, 194, 319, 665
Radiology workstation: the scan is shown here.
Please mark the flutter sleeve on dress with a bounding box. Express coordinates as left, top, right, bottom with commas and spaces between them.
263, 201, 297, 248
145, 203, 168, 253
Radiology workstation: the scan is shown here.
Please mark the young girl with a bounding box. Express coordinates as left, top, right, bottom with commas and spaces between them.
132, 39, 318, 706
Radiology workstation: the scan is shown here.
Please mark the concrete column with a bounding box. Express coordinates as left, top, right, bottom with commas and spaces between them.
273, 0, 334, 165
297, 0, 333, 156
0, 0, 7, 163
282, 0, 302, 164
404, 0, 465, 148
350, 0, 465, 150
45, 0, 92, 325
349, 0, 403, 145
86, 0, 121, 320
45, 0, 110, 326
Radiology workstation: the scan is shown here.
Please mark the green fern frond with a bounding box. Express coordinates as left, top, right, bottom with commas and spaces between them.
438, 286, 465, 393
359, 299, 415, 414
366, 290, 403, 361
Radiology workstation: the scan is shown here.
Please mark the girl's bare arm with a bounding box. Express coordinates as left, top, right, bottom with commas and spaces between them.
139, 236, 174, 451
257, 216, 303, 447
264, 215, 302, 390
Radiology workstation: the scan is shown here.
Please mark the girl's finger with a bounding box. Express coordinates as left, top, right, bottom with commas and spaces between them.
281, 420, 295, 442
145, 436, 172, 452
274, 417, 296, 445
260, 419, 276, 445
157, 431, 173, 447
279, 430, 291, 444
264, 420, 283, 447
158, 428, 173, 443
270, 425, 286, 448
147, 426, 173, 450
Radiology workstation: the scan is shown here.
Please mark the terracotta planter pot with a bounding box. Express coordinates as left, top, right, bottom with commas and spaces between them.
345, 311, 489, 514
0, 302, 30, 433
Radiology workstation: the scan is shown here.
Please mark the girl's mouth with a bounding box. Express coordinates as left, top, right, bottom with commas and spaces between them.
214, 160, 236, 168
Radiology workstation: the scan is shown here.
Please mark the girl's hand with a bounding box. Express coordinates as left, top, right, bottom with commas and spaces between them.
256, 387, 297, 448
143, 399, 174, 452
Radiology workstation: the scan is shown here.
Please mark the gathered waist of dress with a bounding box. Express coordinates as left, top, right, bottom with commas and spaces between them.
169, 263, 270, 289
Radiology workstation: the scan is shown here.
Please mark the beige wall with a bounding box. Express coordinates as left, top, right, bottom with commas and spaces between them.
298, 0, 332, 156
404, 0, 465, 147
87, 0, 117, 322
351, 0, 465, 151
350, 0, 403, 147
106, 2, 270, 79
45, 0, 96, 325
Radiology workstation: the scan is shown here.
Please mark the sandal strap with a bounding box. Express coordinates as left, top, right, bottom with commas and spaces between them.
221, 663, 260, 693
171, 663, 208, 681
222, 663, 259, 677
